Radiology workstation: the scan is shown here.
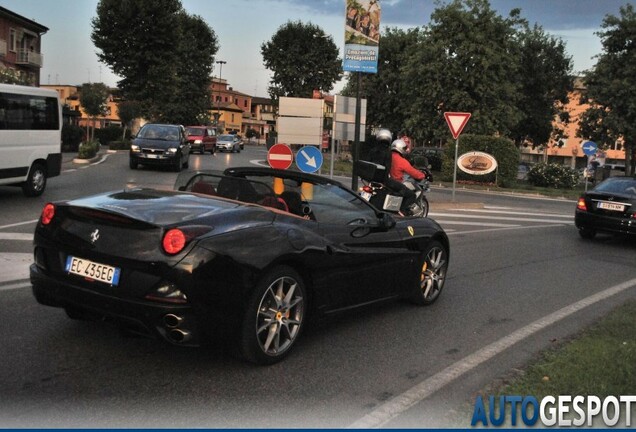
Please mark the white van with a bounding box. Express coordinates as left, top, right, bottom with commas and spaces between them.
0, 83, 62, 196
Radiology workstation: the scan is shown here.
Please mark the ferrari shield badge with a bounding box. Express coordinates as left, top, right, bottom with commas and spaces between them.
407, 226, 415, 237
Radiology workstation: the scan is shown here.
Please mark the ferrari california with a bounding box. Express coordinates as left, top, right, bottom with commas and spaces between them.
31, 167, 449, 364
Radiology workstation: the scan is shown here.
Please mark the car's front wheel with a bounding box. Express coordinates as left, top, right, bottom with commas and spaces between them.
239, 266, 306, 365
410, 240, 448, 305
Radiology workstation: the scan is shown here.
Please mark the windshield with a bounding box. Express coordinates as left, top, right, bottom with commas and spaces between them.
186, 127, 204, 136
138, 124, 180, 140
594, 177, 636, 197
218, 134, 234, 141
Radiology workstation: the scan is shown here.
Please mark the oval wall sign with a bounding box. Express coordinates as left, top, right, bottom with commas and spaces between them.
457, 151, 498, 175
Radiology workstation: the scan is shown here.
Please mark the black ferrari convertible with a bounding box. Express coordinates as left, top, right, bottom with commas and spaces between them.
31, 167, 449, 364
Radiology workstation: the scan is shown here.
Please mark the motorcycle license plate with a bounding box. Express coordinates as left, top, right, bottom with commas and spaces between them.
360, 191, 372, 201
65, 256, 121, 286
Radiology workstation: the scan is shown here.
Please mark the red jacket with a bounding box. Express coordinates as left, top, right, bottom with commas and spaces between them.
390, 151, 425, 182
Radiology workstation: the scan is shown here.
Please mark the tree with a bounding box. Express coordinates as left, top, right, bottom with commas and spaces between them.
116, 100, 141, 140
404, 0, 524, 144
341, 27, 421, 135
91, 0, 218, 124
580, 4, 636, 175
80, 82, 110, 141
510, 23, 573, 149
261, 21, 342, 100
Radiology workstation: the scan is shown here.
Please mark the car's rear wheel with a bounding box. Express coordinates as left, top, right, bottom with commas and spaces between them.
239, 266, 306, 365
410, 240, 448, 305
22, 162, 47, 197
578, 227, 596, 239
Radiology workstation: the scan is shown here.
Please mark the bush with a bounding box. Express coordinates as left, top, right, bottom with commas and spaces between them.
441, 135, 520, 187
108, 140, 131, 151
77, 140, 100, 159
527, 163, 579, 189
94, 125, 126, 145
62, 124, 84, 152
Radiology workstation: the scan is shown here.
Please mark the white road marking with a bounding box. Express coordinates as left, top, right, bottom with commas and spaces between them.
445, 223, 567, 236
0, 253, 31, 284
0, 233, 33, 241
434, 220, 519, 228
0, 280, 30, 291
430, 212, 574, 225
0, 219, 38, 230
349, 277, 636, 428
454, 209, 573, 218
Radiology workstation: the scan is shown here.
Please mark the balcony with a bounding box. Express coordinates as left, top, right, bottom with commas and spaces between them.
16, 49, 43, 68
0, 40, 6, 57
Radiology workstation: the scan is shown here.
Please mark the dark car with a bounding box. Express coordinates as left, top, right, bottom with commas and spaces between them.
186, 126, 217, 154
575, 176, 636, 239
30, 167, 449, 364
129, 123, 190, 172
409, 147, 443, 172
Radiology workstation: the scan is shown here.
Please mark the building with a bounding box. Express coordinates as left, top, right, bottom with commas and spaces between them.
247, 96, 276, 141
210, 77, 251, 133
0, 6, 47, 86
42, 84, 123, 129
520, 78, 626, 168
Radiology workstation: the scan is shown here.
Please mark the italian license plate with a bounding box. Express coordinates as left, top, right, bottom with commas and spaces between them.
360, 191, 372, 201
597, 202, 625, 212
65, 256, 121, 286
146, 154, 159, 159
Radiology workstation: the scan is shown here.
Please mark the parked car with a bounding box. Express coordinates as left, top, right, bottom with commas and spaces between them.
129, 123, 190, 172
575, 176, 636, 239
409, 147, 443, 172
185, 126, 217, 154
216, 134, 242, 153
30, 167, 450, 364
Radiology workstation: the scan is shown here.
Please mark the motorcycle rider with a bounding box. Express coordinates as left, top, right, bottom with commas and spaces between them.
389, 138, 427, 214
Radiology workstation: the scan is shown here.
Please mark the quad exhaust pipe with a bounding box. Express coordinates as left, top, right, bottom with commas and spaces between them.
168, 328, 191, 343
163, 313, 184, 328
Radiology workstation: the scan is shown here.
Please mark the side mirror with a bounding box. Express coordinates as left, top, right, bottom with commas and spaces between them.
378, 212, 396, 231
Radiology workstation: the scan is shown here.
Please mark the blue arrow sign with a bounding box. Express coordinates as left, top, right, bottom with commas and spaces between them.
296, 146, 323, 173
581, 141, 598, 156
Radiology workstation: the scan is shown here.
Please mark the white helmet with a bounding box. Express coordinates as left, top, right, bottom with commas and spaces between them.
375, 128, 392, 143
391, 139, 408, 155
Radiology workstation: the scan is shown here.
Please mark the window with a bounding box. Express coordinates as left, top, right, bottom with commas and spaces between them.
9, 29, 16, 52
0, 93, 59, 130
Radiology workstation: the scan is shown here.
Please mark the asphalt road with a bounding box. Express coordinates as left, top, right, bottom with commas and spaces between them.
1, 146, 635, 428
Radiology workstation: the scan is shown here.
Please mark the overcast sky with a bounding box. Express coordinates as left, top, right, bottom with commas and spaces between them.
2, 0, 628, 96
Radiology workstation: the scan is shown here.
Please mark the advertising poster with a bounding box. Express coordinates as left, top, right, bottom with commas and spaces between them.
343, 0, 381, 73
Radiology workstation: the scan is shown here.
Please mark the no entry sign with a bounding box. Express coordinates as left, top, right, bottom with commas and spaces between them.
267, 144, 294, 170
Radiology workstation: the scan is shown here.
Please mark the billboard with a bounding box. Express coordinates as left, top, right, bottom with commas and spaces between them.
343, 0, 381, 73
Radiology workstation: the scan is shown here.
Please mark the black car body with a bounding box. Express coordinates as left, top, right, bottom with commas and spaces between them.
31, 167, 449, 364
129, 123, 190, 171
575, 176, 636, 239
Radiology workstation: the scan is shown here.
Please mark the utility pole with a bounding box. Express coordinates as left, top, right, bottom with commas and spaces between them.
215, 60, 226, 130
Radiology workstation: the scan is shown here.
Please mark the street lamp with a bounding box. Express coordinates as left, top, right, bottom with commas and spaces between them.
215, 60, 226, 129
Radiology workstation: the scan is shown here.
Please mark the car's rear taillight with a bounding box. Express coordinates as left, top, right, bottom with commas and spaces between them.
163, 229, 186, 255
41, 203, 55, 225
161, 226, 213, 255
576, 198, 587, 211
362, 185, 373, 193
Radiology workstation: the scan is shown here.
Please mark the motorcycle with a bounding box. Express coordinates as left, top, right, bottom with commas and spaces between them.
355, 160, 431, 217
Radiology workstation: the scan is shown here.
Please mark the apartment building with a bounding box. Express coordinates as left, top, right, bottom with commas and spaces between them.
0, 6, 47, 86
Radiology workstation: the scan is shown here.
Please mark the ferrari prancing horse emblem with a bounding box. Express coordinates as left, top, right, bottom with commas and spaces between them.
90, 229, 100, 244
407, 226, 414, 237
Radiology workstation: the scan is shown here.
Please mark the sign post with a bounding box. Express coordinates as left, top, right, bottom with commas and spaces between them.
444, 112, 471, 202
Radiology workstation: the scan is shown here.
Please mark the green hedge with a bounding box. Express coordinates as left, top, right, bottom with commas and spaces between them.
94, 125, 126, 145
77, 140, 100, 159
527, 163, 579, 189
108, 140, 131, 150
441, 135, 520, 187
62, 124, 84, 152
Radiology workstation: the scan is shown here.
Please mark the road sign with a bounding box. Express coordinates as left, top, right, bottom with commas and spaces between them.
267, 144, 294, 170
296, 146, 323, 173
444, 112, 471, 139
581, 141, 598, 156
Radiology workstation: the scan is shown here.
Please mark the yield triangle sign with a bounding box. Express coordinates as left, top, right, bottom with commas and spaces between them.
444, 112, 471, 139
